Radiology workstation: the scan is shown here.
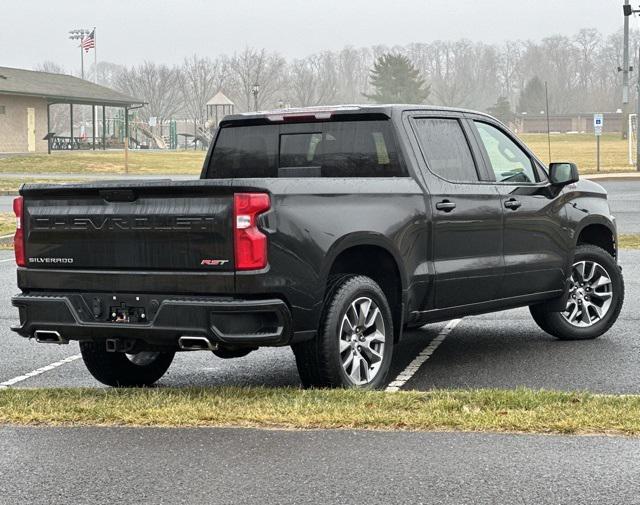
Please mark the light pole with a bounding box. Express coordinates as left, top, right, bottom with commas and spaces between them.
252, 83, 260, 112
620, 1, 632, 139
68, 28, 91, 79
625, 4, 640, 171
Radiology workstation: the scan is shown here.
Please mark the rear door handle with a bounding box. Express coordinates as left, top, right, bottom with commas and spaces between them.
435, 200, 456, 212
504, 199, 521, 210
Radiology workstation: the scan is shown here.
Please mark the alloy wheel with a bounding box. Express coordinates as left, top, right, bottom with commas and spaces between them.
339, 297, 386, 385
562, 260, 613, 328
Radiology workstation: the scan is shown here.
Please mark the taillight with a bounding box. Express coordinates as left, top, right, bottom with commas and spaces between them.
13, 196, 25, 267
233, 193, 270, 270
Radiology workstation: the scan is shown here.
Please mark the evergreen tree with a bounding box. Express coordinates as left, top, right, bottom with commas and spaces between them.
518, 77, 546, 114
487, 96, 513, 124
364, 54, 430, 104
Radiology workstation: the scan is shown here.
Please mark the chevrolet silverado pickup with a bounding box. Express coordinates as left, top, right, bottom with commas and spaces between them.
11, 105, 624, 389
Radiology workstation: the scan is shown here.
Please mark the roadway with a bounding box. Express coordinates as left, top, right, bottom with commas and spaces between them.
2, 427, 639, 505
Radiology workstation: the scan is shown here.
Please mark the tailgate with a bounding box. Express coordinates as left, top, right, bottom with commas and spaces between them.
22, 183, 235, 271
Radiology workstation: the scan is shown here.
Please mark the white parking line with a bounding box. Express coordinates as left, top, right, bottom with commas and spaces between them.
0, 354, 81, 388
386, 318, 462, 392
0, 258, 14, 263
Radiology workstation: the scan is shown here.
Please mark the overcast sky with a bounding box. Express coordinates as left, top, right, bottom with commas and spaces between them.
0, 0, 631, 71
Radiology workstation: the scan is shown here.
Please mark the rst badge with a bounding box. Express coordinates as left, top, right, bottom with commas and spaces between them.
201, 259, 229, 266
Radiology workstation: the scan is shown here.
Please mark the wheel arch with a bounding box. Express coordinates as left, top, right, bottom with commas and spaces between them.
321, 234, 407, 341
574, 218, 617, 259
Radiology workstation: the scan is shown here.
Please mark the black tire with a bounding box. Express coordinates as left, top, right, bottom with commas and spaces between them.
80, 341, 175, 387
292, 275, 394, 389
530, 244, 624, 340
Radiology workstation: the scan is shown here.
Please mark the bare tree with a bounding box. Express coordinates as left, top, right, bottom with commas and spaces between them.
180, 55, 227, 125
336, 47, 372, 103
287, 52, 338, 107
115, 62, 183, 123
228, 48, 286, 111
94, 61, 125, 88
35, 61, 68, 75
496, 40, 523, 108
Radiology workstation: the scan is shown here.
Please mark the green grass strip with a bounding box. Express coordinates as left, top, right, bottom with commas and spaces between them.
1, 387, 639, 435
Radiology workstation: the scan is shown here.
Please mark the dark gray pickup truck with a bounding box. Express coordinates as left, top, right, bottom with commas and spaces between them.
11, 105, 624, 389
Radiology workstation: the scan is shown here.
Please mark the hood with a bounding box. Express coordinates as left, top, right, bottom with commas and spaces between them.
570, 177, 607, 196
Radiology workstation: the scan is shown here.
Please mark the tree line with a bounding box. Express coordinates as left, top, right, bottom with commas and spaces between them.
39, 27, 638, 127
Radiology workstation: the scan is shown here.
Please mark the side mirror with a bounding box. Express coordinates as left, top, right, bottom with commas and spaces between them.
549, 162, 579, 186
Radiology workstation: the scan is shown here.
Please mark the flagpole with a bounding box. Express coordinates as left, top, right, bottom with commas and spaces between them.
80, 41, 84, 80
93, 27, 97, 83
93, 28, 97, 147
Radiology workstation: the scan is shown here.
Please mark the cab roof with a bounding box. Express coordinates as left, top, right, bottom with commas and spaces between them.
220, 104, 492, 126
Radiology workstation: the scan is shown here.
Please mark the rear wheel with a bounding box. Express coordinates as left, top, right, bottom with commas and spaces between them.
293, 275, 394, 389
530, 244, 624, 340
80, 341, 175, 387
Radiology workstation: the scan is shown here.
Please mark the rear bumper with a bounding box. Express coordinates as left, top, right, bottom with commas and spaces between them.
11, 292, 292, 348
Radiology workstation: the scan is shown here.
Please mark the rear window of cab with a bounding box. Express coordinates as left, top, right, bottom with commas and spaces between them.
206, 119, 407, 178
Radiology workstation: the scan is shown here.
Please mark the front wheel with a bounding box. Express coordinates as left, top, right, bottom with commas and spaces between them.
292, 275, 394, 389
80, 341, 175, 387
530, 244, 624, 340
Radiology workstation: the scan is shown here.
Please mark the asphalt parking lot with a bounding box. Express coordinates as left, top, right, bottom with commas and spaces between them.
1, 248, 638, 393
0, 178, 638, 392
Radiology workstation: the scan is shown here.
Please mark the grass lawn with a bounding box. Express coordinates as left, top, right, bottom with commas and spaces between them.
0, 212, 15, 236
520, 133, 631, 174
0, 150, 205, 176
0, 178, 83, 194
1, 387, 639, 435
619, 234, 640, 249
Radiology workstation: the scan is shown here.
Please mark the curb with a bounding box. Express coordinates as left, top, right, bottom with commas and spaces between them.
583, 173, 640, 181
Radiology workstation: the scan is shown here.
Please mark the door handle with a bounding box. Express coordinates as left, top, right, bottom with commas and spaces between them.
436, 200, 456, 212
504, 199, 521, 210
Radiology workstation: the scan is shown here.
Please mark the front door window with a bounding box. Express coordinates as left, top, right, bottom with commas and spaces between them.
474, 121, 536, 184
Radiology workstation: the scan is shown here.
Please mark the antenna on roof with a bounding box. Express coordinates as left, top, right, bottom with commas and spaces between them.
545, 81, 552, 164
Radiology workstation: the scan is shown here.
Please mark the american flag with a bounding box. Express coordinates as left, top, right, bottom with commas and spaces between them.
81, 30, 95, 53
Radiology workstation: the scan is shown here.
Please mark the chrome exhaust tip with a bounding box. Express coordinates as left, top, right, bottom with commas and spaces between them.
177, 336, 217, 351
34, 330, 68, 345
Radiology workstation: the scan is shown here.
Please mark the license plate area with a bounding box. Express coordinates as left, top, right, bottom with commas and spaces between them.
109, 304, 147, 324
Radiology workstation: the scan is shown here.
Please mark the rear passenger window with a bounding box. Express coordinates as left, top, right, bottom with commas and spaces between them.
319, 121, 402, 177
207, 119, 406, 178
412, 118, 478, 183
209, 125, 278, 178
